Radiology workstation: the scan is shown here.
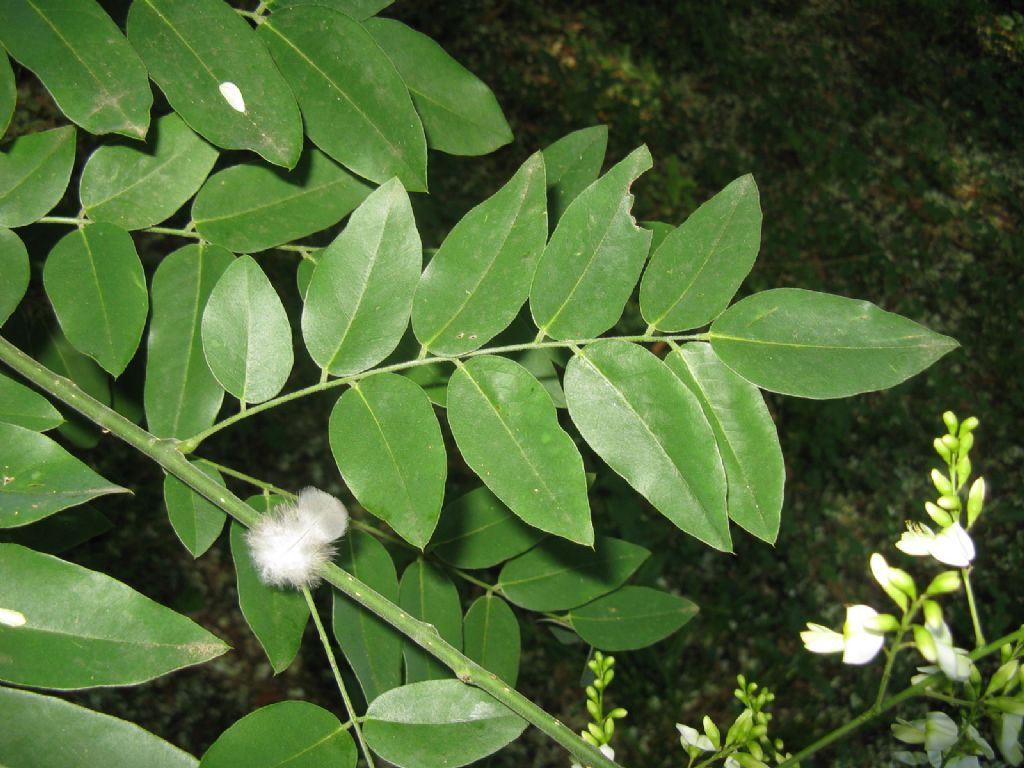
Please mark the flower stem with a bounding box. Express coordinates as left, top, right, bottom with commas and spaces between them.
0, 336, 621, 768
302, 586, 375, 768
961, 568, 986, 648
177, 332, 708, 453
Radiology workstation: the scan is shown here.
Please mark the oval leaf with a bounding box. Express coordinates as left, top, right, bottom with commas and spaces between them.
398, 558, 461, 683
0, 125, 76, 228
200, 701, 355, 768
412, 152, 547, 355
429, 486, 544, 570
498, 536, 649, 612
530, 145, 653, 339
80, 113, 219, 230
640, 174, 762, 331
365, 680, 527, 768
191, 149, 371, 253
709, 288, 960, 398
43, 223, 148, 377
260, 7, 427, 190
446, 356, 593, 545
365, 18, 513, 156
0, 51, 15, 138
0, 0, 151, 138
0, 687, 198, 768
0, 422, 126, 528
231, 511, 308, 674
0, 505, 111, 555
145, 243, 233, 438
329, 374, 446, 549
127, 0, 302, 168
0, 228, 29, 325
0, 372, 63, 431
665, 343, 784, 543
202, 255, 293, 405
0, 543, 228, 688
569, 585, 699, 651
332, 530, 403, 703
302, 179, 421, 376
542, 125, 608, 224
564, 340, 731, 551
463, 594, 520, 686
164, 461, 226, 558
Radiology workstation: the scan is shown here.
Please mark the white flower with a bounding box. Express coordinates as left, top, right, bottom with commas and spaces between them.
896, 522, 975, 567
246, 487, 349, 589
997, 713, 1023, 766
925, 619, 972, 682
892, 711, 959, 752
218, 81, 246, 113
677, 723, 714, 751
801, 605, 887, 664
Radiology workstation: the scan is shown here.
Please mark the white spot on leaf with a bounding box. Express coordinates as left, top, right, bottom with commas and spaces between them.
219, 81, 246, 113
0, 608, 26, 627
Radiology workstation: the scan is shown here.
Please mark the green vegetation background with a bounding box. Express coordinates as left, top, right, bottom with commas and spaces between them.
8, 1, 1022, 765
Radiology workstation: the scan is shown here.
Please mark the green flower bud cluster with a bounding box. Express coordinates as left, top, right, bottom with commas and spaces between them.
576, 651, 627, 756
929, 411, 985, 529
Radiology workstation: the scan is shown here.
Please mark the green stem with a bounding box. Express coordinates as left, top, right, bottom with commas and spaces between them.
962, 568, 986, 648
0, 336, 620, 768
178, 332, 708, 453
302, 586, 374, 768
779, 626, 1024, 768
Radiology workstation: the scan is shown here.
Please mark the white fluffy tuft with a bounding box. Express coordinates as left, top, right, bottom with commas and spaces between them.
246, 489, 349, 589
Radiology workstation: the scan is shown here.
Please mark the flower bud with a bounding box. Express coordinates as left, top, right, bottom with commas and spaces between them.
990, 697, 1024, 716
925, 502, 954, 527
942, 411, 959, 434
967, 478, 985, 527
958, 431, 974, 454
913, 625, 938, 662
987, 661, 1020, 696
863, 613, 900, 633
926, 570, 961, 596
941, 434, 960, 452
887, 567, 918, 599
959, 416, 979, 433
608, 708, 628, 720
931, 469, 954, 495
937, 493, 961, 511
922, 600, 943, 628
603, 717, 615, 740
703, 716, 722, 748
586, 699, 601, 720
933, 437, 951, 461
955, 455, 971, 484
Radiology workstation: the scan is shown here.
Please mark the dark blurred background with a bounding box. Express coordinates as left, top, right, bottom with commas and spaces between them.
6, 1, 1023, 766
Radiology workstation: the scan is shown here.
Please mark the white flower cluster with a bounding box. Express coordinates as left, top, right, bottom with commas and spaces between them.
246, 487, 349, 589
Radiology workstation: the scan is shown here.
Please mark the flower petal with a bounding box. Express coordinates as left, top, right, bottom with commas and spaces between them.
929, 523, 975, 567
801, 623, 845, 654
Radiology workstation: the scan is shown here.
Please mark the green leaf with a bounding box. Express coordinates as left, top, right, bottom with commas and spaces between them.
709, 288, 960, 398
259, 7, 427, 190
463, 594, 520, 685
164, 461, 226, 558
0, 505, 111, 554
127, 0, 302, 168
144, 243, 233, 439
0, 125, 76, 228
201, 255, 293, 405
412, 153, 547, 355
531, 145, 653, 339
191, 149, 371, 253
329, 374, 445, 549
365, 680, 527, 768
36, 324, 110, 448
272, 0, 393, 19
640, 174, 762, 331
302, 179, 421, 376
542, 125, 608, 224
398, 558, 461, 683
365, 18, 512, 156
665, 343, 784, 543
0, 372, 63, 431
447, 356, 592, 545
200, 701, 355, 768
498, 536, 650, 612
0, 422, 125, 528
0, 687, 199, 768
0, 51, 14, 138
80, 113, 218, 230
332, 530, 403, 703
231, 511, 308, 674
0, 229, 28, 326
43, 223, 148, 377
0, 0, 151, 138
564, 340, 731, 551
0, 543, 228, 688
429, 487, 543, 569
569, 585, 698, 651
642, 220, 675, 255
